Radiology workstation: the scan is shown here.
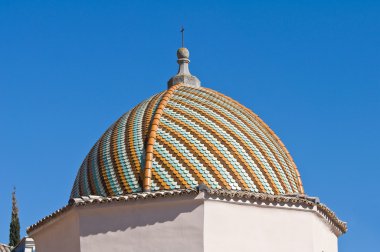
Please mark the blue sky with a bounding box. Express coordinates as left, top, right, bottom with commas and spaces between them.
0, 0, 379, 250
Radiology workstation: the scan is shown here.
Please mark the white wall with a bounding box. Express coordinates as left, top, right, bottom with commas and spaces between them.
13, 237, 36, 252
204, 199, 338, 252
312, 213, 339, 252
30, 196, 340, 252
31, 211, 80, 252
78, 196, 204, 252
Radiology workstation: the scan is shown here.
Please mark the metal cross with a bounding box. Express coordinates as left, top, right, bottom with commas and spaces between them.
180, 26, 185, 47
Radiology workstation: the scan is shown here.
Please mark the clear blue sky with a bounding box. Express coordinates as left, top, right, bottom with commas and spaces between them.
0, 0, 379, 250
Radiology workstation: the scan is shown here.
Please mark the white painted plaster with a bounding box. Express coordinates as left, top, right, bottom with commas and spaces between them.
31, 211, 80, 252
204, 199, 338, 252
78, 196, 204, 252
30, 195, 340, 252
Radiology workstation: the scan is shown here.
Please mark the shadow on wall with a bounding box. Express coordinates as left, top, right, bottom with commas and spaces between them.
77, 196, 203, 237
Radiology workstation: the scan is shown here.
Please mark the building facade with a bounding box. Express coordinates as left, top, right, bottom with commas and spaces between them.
27, 47, 346, 252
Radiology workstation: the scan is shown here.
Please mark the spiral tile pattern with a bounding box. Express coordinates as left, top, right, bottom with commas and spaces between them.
70, 85, 303, 198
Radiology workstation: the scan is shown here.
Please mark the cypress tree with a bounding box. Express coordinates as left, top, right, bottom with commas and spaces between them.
9, 187, 20, 247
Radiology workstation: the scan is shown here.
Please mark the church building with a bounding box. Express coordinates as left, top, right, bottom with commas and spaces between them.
26, 45, 346, 252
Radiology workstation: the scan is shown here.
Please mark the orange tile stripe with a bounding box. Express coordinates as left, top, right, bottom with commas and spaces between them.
71, 85, 304, 198
143, 84, 183, 191
125, 105, 142, 184
152, 145, 191, 188
155, 136, 206, 187
97, 127, 115, 196
110, 116, 132, 194
175, 89, 294, 193
178, 88, 297, 192
142, 92, 165, 143
165, 101, 258, 190
204, 87, 304, 194
158, 123, 224, 188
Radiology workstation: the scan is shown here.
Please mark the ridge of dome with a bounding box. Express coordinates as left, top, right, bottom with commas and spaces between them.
143, 84, 183, 191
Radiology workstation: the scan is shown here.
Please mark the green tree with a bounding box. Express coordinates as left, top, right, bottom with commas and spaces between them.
9, 187, 20, 247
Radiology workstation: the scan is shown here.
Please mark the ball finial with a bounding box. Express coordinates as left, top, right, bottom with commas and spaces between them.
177, 47, 189, 59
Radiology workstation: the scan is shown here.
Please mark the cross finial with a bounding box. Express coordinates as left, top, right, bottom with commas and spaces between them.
180, 26, 185, 47
167, 27, 201, 89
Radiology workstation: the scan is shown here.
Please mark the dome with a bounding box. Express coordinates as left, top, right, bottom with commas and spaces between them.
70, 84, 304, 198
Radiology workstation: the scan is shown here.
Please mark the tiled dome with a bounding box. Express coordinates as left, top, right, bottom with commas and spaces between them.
70, 84, 304, 198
